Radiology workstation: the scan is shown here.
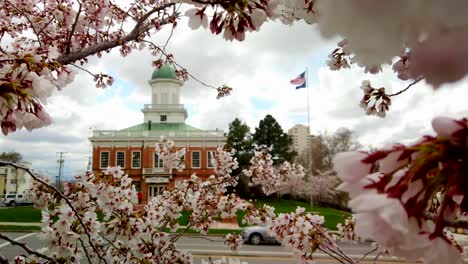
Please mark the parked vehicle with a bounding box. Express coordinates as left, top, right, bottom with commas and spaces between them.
241, 225, 279, 245
0, 193, 32, 206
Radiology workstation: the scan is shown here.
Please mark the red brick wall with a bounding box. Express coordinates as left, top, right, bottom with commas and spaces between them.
92, 145, 219, 204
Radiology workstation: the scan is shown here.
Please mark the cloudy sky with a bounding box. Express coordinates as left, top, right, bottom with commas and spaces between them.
1, 18, 467, 180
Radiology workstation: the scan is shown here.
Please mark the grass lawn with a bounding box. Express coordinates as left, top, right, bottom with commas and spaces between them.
0, 206, 42, 222
1, 199, 350, 231
0, 225, 41, 232
167, 228, 240, 235
240, 197, 351, 230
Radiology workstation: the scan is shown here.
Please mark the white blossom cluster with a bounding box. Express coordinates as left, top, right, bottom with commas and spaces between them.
243, 146, 278, 195
23, 140, 253, 263
155, 137, 187, 172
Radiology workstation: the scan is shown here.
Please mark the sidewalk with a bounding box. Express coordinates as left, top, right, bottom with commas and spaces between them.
0, 222, 41, 227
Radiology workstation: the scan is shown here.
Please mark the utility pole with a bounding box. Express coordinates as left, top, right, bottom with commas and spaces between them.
56, 152, 66, 190
86, 156, 91, 172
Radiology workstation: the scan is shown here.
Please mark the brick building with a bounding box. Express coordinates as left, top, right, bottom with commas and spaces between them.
89, 65, 226, 204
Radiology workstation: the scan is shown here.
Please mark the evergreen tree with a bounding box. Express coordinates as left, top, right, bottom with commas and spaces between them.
253, 115, 296, 164
0, 152, 22, 163
225, 118, 253, 173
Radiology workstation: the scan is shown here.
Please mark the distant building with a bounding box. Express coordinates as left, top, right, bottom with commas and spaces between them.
0, 161, 33, 195
288, 124, 311, 157
89, 65, 226, 204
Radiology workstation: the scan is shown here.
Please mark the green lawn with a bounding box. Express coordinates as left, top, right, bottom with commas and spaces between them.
0, 199, 350, 231
0, 225, 41, 232
0, 206, 42, 222
245, 197, 351, 230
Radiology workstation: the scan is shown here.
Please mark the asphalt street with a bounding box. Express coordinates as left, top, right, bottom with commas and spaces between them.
0, 232, 416, 264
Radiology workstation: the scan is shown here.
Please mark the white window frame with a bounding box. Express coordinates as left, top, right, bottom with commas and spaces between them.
207, 151, 215, 168
154, 153, 164, 168
131, 151, 141, 169
116, 151, 125, 168
100, 151, 110, 169
191, 151, 201, 168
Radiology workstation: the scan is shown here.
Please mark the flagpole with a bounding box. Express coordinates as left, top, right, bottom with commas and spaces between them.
306, 67, 311, 171
306, 67, 313, 209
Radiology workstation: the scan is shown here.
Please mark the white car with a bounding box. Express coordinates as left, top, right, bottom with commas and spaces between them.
0, 193, 32, 206
241, 225, 279, 245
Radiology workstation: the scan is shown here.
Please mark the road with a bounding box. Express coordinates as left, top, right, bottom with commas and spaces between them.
0, 232, 416, 264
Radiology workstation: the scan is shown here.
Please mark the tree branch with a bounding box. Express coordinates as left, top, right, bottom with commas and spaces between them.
0, 161, 107, 264
4, 0, 42, 46
0, 233, 57, 263
66, 1, 83, 54
388, 77, 424, 97
56, 3, 177, 65
356, 246, 379, 263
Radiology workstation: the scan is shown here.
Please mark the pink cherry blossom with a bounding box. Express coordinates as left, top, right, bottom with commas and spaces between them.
333, 151, 372, 183
431, 116, 464, 138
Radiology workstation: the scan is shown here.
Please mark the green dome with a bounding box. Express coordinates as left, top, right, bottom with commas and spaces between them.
151, 64, 177, 80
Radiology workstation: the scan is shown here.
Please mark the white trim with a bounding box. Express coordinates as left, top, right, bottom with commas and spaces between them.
116, 151, 125, 169
100, 151, 110, 169
191, 151, 201, 169
131, 151, 141, 169
207, 151, 215, 168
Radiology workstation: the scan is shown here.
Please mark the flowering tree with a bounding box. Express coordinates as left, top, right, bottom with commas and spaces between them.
0, 140, 362, 264
2, 1, 468, 264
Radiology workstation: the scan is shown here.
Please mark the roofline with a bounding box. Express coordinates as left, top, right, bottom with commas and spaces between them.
147, 78, 184, 86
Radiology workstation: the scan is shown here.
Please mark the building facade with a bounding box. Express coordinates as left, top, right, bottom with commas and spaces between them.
288, 124, 311, 157
0, 161, 33, 195
89, 65, 226, 204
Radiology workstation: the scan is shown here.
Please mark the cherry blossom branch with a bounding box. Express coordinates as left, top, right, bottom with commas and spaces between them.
0, 161, 107, 264
4, 0, 41, 46
169, 210, 217, 243
66, 1, 83, 54
78, 237, 94, 264
388, 77, 424, 97
356, 246, 379, 263
71, 63, 100, 77
56, 3, 177, 65
318, 246, 349, 264
0, 233, 57, 263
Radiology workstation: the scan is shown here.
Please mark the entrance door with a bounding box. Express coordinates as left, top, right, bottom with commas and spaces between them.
148, 184, 166, 200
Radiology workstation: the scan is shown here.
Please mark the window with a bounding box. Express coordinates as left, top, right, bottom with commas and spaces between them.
191, 151, 201, 168
132, 151, 141, 168
207, 151, 215, 168
10, 179, 16, 184
154, 153, 164, 168
160, 115, 167, 122
100, 152, 110, 168
116, 151, 125, 168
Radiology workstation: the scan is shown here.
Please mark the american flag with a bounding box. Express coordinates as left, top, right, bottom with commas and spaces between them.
290, 71, 307, 89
